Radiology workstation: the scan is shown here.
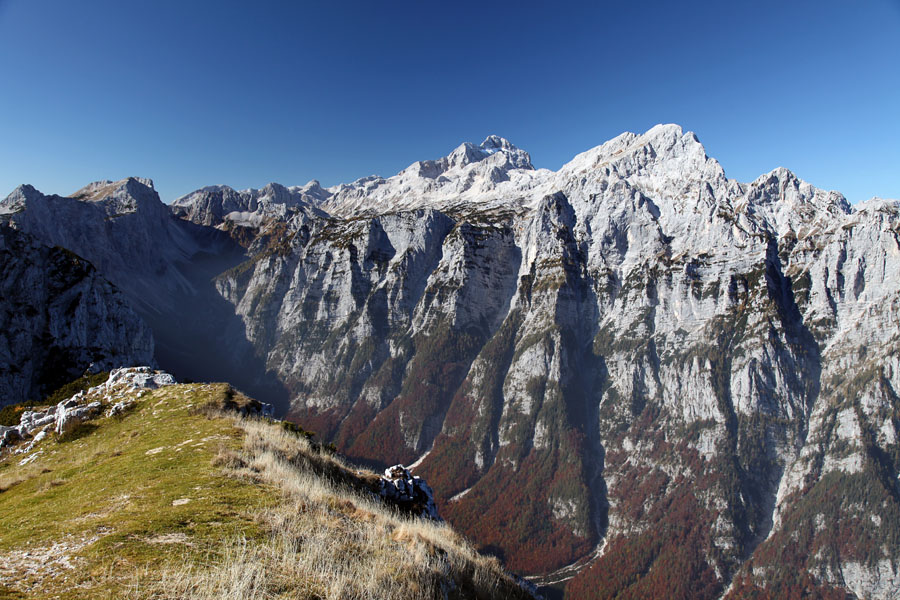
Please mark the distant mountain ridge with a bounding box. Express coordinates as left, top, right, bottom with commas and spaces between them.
3, 125, 900, 599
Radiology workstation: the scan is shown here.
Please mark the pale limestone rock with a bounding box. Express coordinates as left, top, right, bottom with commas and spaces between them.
379, 465, 440, 521
0, 224, 154, 408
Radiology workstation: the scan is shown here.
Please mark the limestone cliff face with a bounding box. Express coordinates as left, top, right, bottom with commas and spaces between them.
0, 224, 153, 407
5, 126, 899, 598
203, 126, 900, 597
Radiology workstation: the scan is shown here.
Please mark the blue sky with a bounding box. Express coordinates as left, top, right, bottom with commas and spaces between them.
1, 0, 898, 203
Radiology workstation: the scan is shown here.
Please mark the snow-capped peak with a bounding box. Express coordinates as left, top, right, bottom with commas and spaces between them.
480, 135, 515, 153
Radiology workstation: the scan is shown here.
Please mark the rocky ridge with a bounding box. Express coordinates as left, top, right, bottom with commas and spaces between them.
1, 372, 524, 600
1, 366, 445, 524
3, 125, 900, 598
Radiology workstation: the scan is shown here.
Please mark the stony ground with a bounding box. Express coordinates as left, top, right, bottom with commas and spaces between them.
0, 382, 278, 598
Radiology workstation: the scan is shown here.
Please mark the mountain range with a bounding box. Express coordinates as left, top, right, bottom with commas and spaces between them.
2, 124, 899, 599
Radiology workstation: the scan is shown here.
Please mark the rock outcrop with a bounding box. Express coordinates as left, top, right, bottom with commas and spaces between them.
54, 401, 102, 435
0, 367, 176, 452
379, 465, 440, 521
104, 366, 176, 391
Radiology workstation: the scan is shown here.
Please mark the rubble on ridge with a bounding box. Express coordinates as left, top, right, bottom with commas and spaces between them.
0, 366, 176, 453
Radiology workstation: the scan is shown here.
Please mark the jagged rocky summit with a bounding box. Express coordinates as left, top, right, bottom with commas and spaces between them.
3, 125, 900, 599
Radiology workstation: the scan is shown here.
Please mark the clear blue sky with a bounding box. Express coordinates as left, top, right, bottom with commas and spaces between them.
1, 0, 898, 204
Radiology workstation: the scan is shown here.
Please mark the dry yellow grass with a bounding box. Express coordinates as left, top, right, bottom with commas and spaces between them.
146, 412, 536, 600
0, 384, 535, 599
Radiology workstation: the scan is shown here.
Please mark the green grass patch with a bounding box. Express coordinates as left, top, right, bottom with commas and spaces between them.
0, 383, 278, 598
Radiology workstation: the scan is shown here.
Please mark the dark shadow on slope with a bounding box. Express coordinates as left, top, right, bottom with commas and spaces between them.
554, 214, 610, 577
547, 190, 609, 551
131, 222, 290, 415
735, 239, 823, 560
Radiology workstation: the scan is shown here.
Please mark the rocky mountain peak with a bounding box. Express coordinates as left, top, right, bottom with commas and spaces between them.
480, 134, 533, 169
564, 123, 713, 175
66, 177, 162, 218
421, 135, 533, 174
446, 142, 490, 168
127, 176, 155, 190
172, 185, 237, 206
0, 184, 43, 213
292, 179, 332, 204
2, 178, 168, 228
71, 176, 155, 199
301, 179, 324, 194
480, 134, 514, 151
555, 124, 730, 230
743, 167, 851, 235
643, 122, 693, 147
257, 182, 293, 204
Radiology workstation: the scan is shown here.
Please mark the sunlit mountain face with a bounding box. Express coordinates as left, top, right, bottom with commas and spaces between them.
4, 125, 900, 599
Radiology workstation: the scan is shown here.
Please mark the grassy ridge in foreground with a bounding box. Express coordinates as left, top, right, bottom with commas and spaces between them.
0, 382, 536, 599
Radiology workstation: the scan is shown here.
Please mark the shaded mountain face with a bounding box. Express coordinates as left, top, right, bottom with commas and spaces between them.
0, 224, 153, 406
1, 178, 290, 411
4, 126, 900, 598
